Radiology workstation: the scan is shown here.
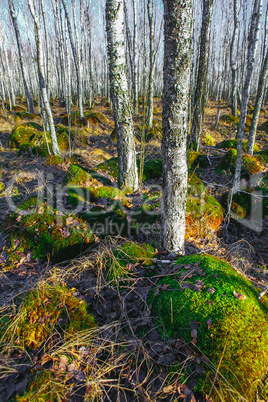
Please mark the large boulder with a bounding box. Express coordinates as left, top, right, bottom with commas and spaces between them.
149, 254, 268, 400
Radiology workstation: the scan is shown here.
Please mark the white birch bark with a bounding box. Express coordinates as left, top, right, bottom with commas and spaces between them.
161, 0, 193, 254
61, 0, 84, 118
106, 0, 138, 192
132, 0, 138, 114
28, 0, 61, 157
230, 0, 239, 117
146, 0, 155, 129
234, 0, 263, 190
8, 0, 34, 113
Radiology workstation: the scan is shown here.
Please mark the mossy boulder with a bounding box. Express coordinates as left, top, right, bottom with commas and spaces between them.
64, 164, 94, 186
14, 110, 36, 121
1, 282, 96, 350
46, 155, 64, 166
97, 157, 118, 179
105, 241, 155, 280
217, 148, 262, 176
149, 254, 268, 400
7, 197, 94, 264
9, 123, 43, 149
217, 139, 259, 153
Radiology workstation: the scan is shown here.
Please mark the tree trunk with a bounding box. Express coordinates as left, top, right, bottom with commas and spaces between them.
61, 0, 84, 118
28, 0, 61, 157
230, 0, 239, 117
161, 0, 193, 254
106, 0, 138, 192
132, 0, 138, 114
8, 0, 34, 113
234, 0, 262, 190
146, 0, 155, 129
191, 0, 213, 150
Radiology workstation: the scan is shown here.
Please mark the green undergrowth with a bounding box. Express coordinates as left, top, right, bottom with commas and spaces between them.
64, 164, 94, 186
17, 370, 66, 401
217, 139, 259, 153
6, 197, 94, 265
217, 148, 262, 176
221, 173, 268, 218
10, 123, 43, 149
256, 149, 268, 164
134, 174, 223, 241
149, 254, 268, 400
105, 241, 155, 281
1, 282, 96, 350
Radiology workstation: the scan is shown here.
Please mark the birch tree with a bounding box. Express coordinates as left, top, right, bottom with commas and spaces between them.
247, 5, 268, 155
234, 0, 262, 190
230, 0, 239, 117
191, 0, 213, 150
8, 0, 34, 113
161, 0, 193, 254
106, 0, 138, 192
28, 0, 61, 157
146, 0, 155, 129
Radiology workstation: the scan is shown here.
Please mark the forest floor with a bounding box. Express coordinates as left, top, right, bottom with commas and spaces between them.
0, 98, 268, 401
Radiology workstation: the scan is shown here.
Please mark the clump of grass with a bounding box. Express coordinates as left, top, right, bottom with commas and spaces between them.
1, 281, 96, 350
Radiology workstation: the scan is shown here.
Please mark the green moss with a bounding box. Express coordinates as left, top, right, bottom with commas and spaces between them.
106, 241, 155, 280
142, 159, 163, 180
46, 155, 64, 165
32, 144, 49, 157
97, 157, 118, 178
7, 197, 94, 264
217, 148, 262, 176
2, 283, 96, 350
188, 173, 207, 196
256, 149, 268, 164
17, 371, 65, 401
149, 254, 268, 400
64, 164, 94, 186
203, 133, 215, 146
217, 139, 259, 153
188, 150, 201, 169
14, 111, 36, 121
9, 124, 42, 149
0, 182, 4, 193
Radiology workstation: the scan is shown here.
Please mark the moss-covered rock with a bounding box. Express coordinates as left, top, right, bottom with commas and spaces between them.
7, 197, 94, 264
142, 159, 163, 180
97, 157, 119, 179
217, 139, 259, 153
14, 111, 36, 122
1, 282, 96, 350
256, 149, 268, 164
64, 164, 94, 186
217, 148, 262, 176
149, 254, 268, 400
46, 155, 64, 166
105, 241, 155, 280
9, 123, 43, 149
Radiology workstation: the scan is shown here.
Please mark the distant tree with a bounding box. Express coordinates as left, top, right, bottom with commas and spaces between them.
191, 0, 213, 150
234, 0, 262, 190
230, 0, 239, 117
106, 0, 138, 192
146, 0, 155, 129
28, 0, 61, 157
161, 0, 193, 254
8, 0, 34, 113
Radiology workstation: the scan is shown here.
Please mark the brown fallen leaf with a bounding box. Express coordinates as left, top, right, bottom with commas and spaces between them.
233, 290, 246, 300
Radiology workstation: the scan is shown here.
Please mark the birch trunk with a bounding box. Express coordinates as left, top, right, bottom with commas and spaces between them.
106, 0, 138, 192
191, 0, 213, 150
28, 0, 61, 157
146, 0, 155, 129
234, 0, 262, 190
248, 48, 268, 155
8, 0, 34, 113
132, 0, 138, 114
161, 0, 193, 254
61, 0, 84, 118
230, 0, 239, 117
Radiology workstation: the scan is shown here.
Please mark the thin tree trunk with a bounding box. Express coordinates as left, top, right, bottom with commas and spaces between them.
146, 0, 155, 129
234, 0, 262, 190
106, 0, 138, 192
132, 0, 138, 114
61, 0, 84, 118
161, 0, 193, 254
28, 0, 61, 157
191, 0, 213, 150
8, 0, 34, 113
230, 0, 239, 116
